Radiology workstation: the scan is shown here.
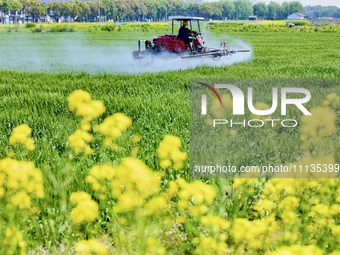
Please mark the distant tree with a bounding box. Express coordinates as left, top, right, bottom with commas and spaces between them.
320, 6, 340, 18
253, 2, 267, 19
69, 2, 82, 19
78, 1, 90, 21
290, 1, 304, 13
101, 0, 117, 20
9, 0, 339, 23
311, 5, 322, 18
112, 0, 128, 21
221, 0, 235, 20
166, 0, 182, 17
267, 1, 282, 20
60, 2, 72, 16
46, 2, 60, 16
180, 2, 199, 17
282, 1, 303, 18
20, 0, 45, 19
145, 0, 157, 20
199, 2, 223, 20
88, 1, 99, 19
198, 3, 212, 19
1, 0, 22, 14
212, 3, 223, 20
233, 0, 252, 20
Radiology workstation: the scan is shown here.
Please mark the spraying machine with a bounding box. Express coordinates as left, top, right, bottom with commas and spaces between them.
132, 16, 250, 61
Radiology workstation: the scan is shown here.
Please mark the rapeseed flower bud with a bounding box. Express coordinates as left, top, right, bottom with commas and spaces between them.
9, 190, 31, 209
68, 129, 93, 155
68, 90, 92, 111
331, 225, 340, 236
194, 234, 228, 255
278, 196, 300, 211
311, 204, 331, 218
254, 199, 275, 216
284, 232, 298, 243
68, 90, 105, 120
80, 119, 91, 131
281, 211, 297, 226
330, 204, 340, 215
86, 164, 115, 199
157, 135, 187, 170
76, 100, 105, 120
9, 124, 35, 151
173, 178, 216, 217
266, 245, 323, 255
70, 192, 99, 224
95, 113, 132, 150
74, 239, 108, 255
97, 113, 132, 139
4, 226, 23, 245
200, 215, 230, 233
231, 217, 275, 251
145, 237, 166, 255
142, 195, 168, 216
3, 226, 26, 255
106, 157, 161, 214
0, 158, 44, 212
131, 134, 141, 144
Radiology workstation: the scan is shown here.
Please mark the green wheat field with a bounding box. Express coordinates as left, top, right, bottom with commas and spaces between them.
0, 22, 340, 255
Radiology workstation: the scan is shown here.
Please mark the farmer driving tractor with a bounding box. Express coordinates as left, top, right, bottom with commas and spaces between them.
178, 20, 197, 52
132, 16, 250, 60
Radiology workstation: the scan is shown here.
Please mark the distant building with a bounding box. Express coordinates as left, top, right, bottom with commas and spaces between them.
287, 12, 306, 20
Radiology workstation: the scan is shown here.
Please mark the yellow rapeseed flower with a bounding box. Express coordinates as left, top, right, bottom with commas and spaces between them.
68, 129, 93, 155
9, 190, 31, 209
145, 237, 166, 255
142, 195, 168, 216
102, 157, 161, 214
254, 199, 275, 216
0, 157, 44, 211
131, 134, 141, 143
194, 234, 228, 255
74, 239, 108, 255
97, 113, 132, 139
70, 192, 99, 224
9, 124, 35, 151
68, 90, 105, 120
266, 245, 323, 255
157, 135, 187, 170
67, 90, 92, 111
3, 226, 26, 255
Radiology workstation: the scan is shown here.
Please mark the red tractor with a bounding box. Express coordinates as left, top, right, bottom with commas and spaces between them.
132, 16, 250, 60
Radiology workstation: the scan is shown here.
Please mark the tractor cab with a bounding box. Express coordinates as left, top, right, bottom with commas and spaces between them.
154, 16, 205, 53
170, 16, 204, 37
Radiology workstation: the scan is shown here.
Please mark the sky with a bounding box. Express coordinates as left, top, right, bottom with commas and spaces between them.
251, 0, 340, 7
204, 0, 340, 8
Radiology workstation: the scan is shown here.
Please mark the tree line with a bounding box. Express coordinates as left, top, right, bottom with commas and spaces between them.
0, 0, 339, 22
